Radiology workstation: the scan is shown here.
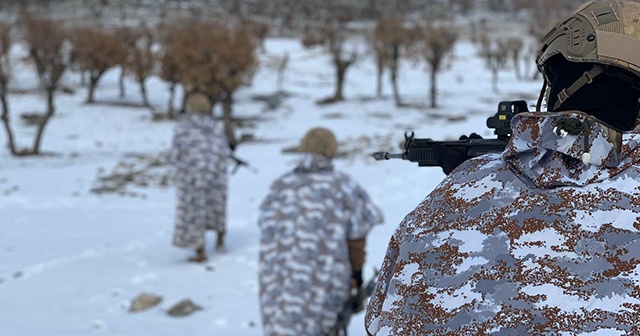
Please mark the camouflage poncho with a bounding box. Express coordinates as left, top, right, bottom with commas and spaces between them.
259, 153, 384, 336
365, 111, 640, 335
170, 114, 229, 250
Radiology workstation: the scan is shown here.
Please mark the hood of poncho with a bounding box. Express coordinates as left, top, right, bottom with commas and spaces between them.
294, 153, 334, 173
182, 114, 217, 132
503, 111, 640, 188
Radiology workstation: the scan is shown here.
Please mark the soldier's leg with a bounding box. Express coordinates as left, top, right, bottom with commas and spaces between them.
189, 246, 207, 263
215, 230, 226, 252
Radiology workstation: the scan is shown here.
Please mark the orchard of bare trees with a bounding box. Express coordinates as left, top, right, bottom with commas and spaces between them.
0, 0, 593, 157
0, 10, 260, 157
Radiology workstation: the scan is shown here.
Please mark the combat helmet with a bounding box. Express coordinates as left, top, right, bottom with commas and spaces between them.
185, 92, 212, 114
299, 127, 338, 159
536, 0, 640, 116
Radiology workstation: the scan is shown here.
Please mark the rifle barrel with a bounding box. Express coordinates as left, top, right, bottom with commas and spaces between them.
372, 152, 404, 161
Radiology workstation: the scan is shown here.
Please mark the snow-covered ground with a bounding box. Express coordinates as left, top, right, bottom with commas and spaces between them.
0, 36, 542, 335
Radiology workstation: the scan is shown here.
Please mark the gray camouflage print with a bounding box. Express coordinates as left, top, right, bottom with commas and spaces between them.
366, 111, 640, 335
170, 114, 229, 250
259, 153, 384, 336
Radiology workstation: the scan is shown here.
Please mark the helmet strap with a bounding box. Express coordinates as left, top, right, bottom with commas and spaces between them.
636, 98, 640, 129
536, 80, 547, 111
552, 65, 605, 111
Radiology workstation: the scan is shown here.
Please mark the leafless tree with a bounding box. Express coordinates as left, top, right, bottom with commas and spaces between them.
212, 24, 259, 150
412, 24, 458, 108
0, 24, 18, 155
158, 24, 183, 116
276, 53, 289, 94
160, 21, 258, 150
480, 38, 509, 93
123, 27, 156, 110
302, 15, 359, 104
371, 14, 414, 106
71, 26, 126, 103
21, 13, 72, 154
240, 18, 270, 52
504, 37, 524, 80
113, 26, 138, 98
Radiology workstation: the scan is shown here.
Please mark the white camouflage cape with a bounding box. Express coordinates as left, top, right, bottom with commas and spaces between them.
366, 111, 640, 335
259, 153, 384, 336
170, 114, 229, 250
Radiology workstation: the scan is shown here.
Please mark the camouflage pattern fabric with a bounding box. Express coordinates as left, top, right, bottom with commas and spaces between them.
365, 111, 640, 335
259, 153, 384, 336
170, 114, 229, 250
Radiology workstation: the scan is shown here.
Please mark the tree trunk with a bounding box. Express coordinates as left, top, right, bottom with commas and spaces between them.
333, 60, 348, 101
87, 77, 98, 103
429, 69, 437, 108
167, 82, 175, 115
119, 66, 126, 98
139, 77, 149, 107
32, 89, 56, 154
0, 93, 18, 155
180, 88, 187, 112
513, 54, 521, 80
376, 62, 383, 97
390, 63, 402, 107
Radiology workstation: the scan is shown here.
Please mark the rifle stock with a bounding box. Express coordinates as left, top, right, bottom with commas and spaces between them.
372, 100, 529, 167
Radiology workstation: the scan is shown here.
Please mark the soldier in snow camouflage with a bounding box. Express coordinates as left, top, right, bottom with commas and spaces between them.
170, 93, 230, 263
258, 127, 384, 336
366, 1, 640, 335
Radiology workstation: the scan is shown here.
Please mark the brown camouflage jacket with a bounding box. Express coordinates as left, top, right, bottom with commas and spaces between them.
365, 111, 640, 335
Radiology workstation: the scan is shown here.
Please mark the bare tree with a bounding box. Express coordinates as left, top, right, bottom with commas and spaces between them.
241, 18, 270, 52
158, 24, 182, 116
113, 27, 138, 98
210, 24, 259, 151
504, 37, 524, 80
275, 53, 289, 94
123, 27, 156, 110
21, 14, 72, 154
371, 14, 414, 106
0, 24, 18, 155
71, 27, 126, 103
480, 38, 509, 93
413, 24, 458, 108
160, 21, 258, 150
302, 15, 358, 104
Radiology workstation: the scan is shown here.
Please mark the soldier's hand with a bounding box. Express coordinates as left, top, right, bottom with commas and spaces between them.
459, 133, 483, 141
351, 270, 363, 289
433, 133, 483, 175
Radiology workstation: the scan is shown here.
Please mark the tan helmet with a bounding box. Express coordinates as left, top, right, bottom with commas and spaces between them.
536, 0, 640, 111
185, 93, 212, 114
299, 127, 338, 159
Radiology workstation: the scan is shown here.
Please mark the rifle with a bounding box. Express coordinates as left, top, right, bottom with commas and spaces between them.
372, 100, 529, 166
324, 268, 379, 336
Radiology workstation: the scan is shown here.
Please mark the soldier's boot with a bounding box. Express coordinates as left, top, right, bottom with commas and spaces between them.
215, 232, 226, 252
188, 246, 207, 263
